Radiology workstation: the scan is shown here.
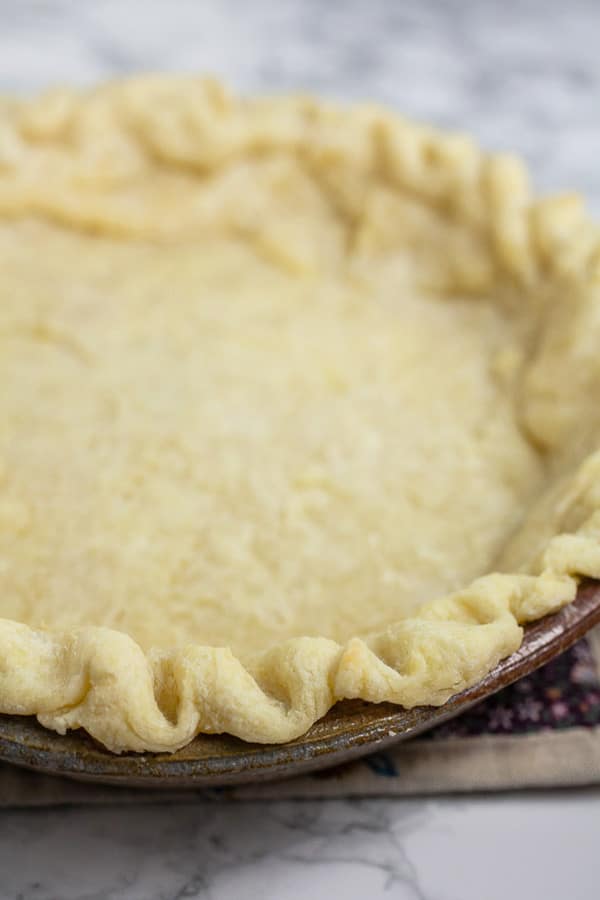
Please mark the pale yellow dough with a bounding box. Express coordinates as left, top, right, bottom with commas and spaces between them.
1, 77, 600, 752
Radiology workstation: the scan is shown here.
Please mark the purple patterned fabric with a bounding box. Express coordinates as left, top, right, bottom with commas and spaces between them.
426, 638, 600, 740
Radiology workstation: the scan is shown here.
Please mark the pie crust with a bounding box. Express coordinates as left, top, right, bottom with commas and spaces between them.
1, 76, 600, 752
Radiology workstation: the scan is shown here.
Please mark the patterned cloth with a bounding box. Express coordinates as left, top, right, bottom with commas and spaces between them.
428, 638, 600, 739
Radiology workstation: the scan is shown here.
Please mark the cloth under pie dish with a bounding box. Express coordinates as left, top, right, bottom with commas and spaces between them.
1, 77, 600, 753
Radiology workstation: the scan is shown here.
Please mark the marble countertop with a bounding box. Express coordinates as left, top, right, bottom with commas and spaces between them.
1, 789, 599, 899
1, 1, 600, 897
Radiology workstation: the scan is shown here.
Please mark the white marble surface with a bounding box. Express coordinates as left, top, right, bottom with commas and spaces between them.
1, 790, 600, 899
1, 1, 600, 897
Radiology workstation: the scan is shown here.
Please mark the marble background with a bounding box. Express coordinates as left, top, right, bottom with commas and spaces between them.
1, 1, 600, 898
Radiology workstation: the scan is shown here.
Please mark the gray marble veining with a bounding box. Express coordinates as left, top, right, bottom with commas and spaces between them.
1, 791, 600, 899
1, 1, 600, 898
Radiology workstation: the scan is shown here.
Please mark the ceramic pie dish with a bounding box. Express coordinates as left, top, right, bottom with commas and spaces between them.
1, 76, 600, 759
0, 579, 598, 787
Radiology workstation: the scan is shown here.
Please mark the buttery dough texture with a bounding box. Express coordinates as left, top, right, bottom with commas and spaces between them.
1, 76, 600, 752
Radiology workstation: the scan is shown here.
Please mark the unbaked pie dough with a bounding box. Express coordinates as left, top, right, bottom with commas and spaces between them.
1, 77, 600, 752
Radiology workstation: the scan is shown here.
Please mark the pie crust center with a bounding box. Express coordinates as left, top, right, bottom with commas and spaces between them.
1, 225, 541, 657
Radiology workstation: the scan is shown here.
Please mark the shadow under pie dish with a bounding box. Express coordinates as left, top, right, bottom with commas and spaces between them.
1, 77, 600, 756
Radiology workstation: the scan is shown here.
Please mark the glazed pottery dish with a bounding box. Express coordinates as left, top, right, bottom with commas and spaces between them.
1, 76, 600, 754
